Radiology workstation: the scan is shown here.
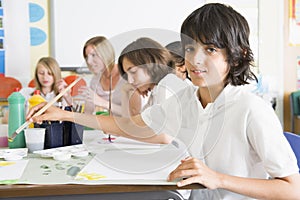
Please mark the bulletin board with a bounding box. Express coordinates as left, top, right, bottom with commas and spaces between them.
0, 0, 4, 76
289, 0, 300, 46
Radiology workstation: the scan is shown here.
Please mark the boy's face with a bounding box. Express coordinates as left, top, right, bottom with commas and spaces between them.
122, 57, 154, 95
184, 42, 229, 88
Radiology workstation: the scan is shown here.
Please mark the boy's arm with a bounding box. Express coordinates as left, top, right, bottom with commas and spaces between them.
27, 102, 157, 141
168, 157, 300, 199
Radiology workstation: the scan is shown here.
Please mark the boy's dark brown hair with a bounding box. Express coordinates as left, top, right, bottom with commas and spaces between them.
165, 41, 185, 68
118, 37, 174, 84
181, 3, 257, 86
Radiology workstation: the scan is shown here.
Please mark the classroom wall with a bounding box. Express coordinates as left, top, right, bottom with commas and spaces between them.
2, 0, 297, 129
283, 0, 300, 132
29, 0, 50, 79
258, 0, 284, 123
2, 0, 31, 86
2, 0, 49, 87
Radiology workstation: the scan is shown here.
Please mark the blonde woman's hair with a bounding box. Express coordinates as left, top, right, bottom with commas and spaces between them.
83, 36, 115, 72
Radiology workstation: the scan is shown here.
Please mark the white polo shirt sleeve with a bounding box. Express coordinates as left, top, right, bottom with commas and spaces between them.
141, 90, 185, 136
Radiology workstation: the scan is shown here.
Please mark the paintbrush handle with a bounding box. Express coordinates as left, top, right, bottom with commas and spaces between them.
15, 77, 82, 134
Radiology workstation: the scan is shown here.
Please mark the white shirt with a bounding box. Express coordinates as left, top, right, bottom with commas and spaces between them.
20, 87, 68, 109
84, 74, 126, 115
142, 84, 299, 200
142, 74, 189, 110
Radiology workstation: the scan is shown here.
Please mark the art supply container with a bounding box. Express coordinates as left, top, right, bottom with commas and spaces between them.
0, 124, 8, 147
28, 90, 45, 128
8, 88, 26, 148
24, 128, 46, 153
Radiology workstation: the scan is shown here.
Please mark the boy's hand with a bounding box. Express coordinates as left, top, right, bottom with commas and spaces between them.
26, 102, 64, 124
167, 157, 222, 190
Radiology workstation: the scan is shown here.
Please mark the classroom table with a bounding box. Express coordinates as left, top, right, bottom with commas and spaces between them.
0, 130, 205, 199
0, 182, 204, 198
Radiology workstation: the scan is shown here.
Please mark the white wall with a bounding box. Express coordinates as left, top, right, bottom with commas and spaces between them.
259, 0, 284, 122
2, 0, 31, 87
50, 0, 203, 67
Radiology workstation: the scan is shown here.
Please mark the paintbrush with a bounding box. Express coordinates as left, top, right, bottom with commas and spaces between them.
8, 77, 82, 142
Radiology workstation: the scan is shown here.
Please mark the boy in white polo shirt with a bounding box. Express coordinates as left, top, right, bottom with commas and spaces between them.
27, 3, 300, 199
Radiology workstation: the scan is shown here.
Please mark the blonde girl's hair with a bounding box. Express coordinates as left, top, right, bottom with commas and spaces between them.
34, 57, 62, 95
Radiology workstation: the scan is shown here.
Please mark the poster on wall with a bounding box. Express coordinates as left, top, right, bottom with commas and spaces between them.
0, 0, 4, 76
297, 56, 300, 89
289, 0, 300, 46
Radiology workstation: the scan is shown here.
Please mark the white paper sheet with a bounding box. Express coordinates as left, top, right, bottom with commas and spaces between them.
75, 148, 187, 182
0, 160, 29, 181
84, 131, 161, 149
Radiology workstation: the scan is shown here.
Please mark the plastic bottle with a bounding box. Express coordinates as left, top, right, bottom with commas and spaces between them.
28, 90, 45, 128
8, 88, 26, 148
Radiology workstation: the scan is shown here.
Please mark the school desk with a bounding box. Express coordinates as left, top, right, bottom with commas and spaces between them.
0, 130, 204, 198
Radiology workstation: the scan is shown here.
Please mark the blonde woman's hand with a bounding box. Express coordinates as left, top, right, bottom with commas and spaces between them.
78, 86, 108, 109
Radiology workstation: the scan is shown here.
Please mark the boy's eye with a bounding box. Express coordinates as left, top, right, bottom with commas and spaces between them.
128, 67, 138, 74
129, 70, 137, 75
206, 45, 218, 53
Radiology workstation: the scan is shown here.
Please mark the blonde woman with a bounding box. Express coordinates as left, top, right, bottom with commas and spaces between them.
79, 36, 141, 116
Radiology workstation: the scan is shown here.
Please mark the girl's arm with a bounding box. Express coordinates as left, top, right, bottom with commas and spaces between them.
168, 157, 300, 200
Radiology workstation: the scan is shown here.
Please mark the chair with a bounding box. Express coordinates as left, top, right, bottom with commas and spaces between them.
0, 76, 22, 98
289, 91, 300, 133
28, 78, 35, 87
64, 75, 87, 96
283, 132, 300, 173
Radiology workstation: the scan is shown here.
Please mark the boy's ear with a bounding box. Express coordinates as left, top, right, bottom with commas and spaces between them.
243, 49, 247, 58
233, 49, 247, 66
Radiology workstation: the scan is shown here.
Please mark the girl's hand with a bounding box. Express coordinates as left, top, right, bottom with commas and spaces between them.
167, 157, 222, 190
26, 102, 65, 124
56, 79, 71, 98
56, 79, 72, 105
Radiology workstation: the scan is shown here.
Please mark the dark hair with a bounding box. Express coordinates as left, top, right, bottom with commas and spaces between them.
165, 41, 185, 67
118, 37, 174, 84
181, 3, 257, 85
